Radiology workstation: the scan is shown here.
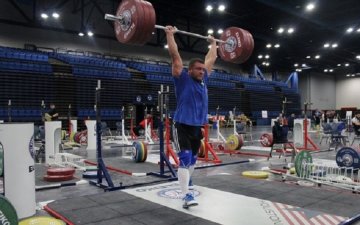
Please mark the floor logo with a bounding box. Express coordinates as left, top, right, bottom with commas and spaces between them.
157, 188, 200, 199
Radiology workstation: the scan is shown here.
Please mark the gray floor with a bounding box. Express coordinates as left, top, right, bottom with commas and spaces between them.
31, 126, 360, 224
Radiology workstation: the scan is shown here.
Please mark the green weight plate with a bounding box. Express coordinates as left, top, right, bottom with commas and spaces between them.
295, 151, 313, 177
0, 195, 18, 225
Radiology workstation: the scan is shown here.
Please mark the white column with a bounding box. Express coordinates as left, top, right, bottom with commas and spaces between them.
45, 121, 62, 165
85, 120, 97, 150
0, 123, 36, 219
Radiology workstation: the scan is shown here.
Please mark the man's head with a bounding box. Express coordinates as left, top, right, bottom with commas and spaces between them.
50, 103, 55, 109
188, 58, 205, 81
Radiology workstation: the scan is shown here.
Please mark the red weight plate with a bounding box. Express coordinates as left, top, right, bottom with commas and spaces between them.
241, 29, 254, 63
114, 0, 144, 44
260, 133, 273, 147
218, 27, 249, 64
43, 174, 74, 182
130, 0, 146, 45
138, 0, 156, 45
132, 0, 150, 45
47, 167, 75, 176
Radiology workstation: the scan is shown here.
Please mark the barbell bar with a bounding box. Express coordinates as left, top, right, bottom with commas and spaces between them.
105, 14, 227, 44
104, 0, 254, 64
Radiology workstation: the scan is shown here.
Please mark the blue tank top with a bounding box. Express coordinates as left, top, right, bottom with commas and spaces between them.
173, 69, 208, 126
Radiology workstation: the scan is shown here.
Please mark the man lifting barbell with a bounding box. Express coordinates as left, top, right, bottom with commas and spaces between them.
165, 26, 217, 209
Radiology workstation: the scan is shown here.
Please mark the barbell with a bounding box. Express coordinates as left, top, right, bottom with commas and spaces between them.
225, 132, 274, 150
104, 0, 254, 64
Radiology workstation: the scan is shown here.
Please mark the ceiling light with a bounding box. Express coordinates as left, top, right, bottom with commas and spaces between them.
356, 55, 360, 59
52, 12, 60, 19
287, 28, 294, 34
315, 55, 320, 59
258, 55, 263, 59
262, 62, 266, 65
345, 63, 350, 67
218, 4, 226, 12
337, 64, 341, 66
324, 43, 330, 48
78, 32, 84, 37
217, 29, 223, 34
41, 13, 48, 19
206, 5, 213, 12
324, 69, 328, 72
346, 27, 354, 33
296, 69, 302, 72
306, 56, 311, 59
278, 27, 284, 33
302, 64, 307, 67
266, 62, 270, 66
164, 44, 169, 49
266, 44, 272, 48
274, 44, 280, 48
87, 31, 93, 36
357, 28, 360, 33
352, 74, 355, 77
294, 63, 298, 67
265, 55, 270, 59
346, 74, 350, 77
331, 43, 338, 48
329, 69, 334, 72
207, 29, 214, 34
306, 3, 315, 11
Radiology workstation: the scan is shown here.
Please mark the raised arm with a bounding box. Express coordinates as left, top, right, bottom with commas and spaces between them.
165, 26, 183, 77
204, 36, 217, 76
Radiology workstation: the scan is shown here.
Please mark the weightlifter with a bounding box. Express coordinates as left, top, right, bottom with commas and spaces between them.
165, 26, 217, 208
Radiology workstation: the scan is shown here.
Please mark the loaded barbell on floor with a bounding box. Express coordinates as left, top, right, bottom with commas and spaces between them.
224, 133, 274, 151
104, 0, 254, 64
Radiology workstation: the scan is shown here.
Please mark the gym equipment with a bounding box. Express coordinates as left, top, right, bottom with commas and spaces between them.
294, 102, 319, 151
43, 174, 74, 182
336, 147, 360, 169
73, 130, 88, 145
82, 171, 98, 179
105, 0, 254, 64
0, 123, 36, 219
46, 167, 76, 176
132, 141, 148, 162
0, 195, 18, 224
294, 150, 313, 177
0, 142, 3, 176
19, 216, 65, 225
197, 124, 222, 163
7, 99, 11, 122
259, 133, 273, 147
225, 134, 244, 150
198, 140, 206, 158
242, 171, 269, 179
114, 106, 132, 145
85, 120, 96, 150
45, 121, 62, 165
147, 85, 178, 178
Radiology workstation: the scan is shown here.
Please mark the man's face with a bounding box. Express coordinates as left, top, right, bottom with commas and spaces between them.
189, 62, 205, 81
356, 114, 360, 119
